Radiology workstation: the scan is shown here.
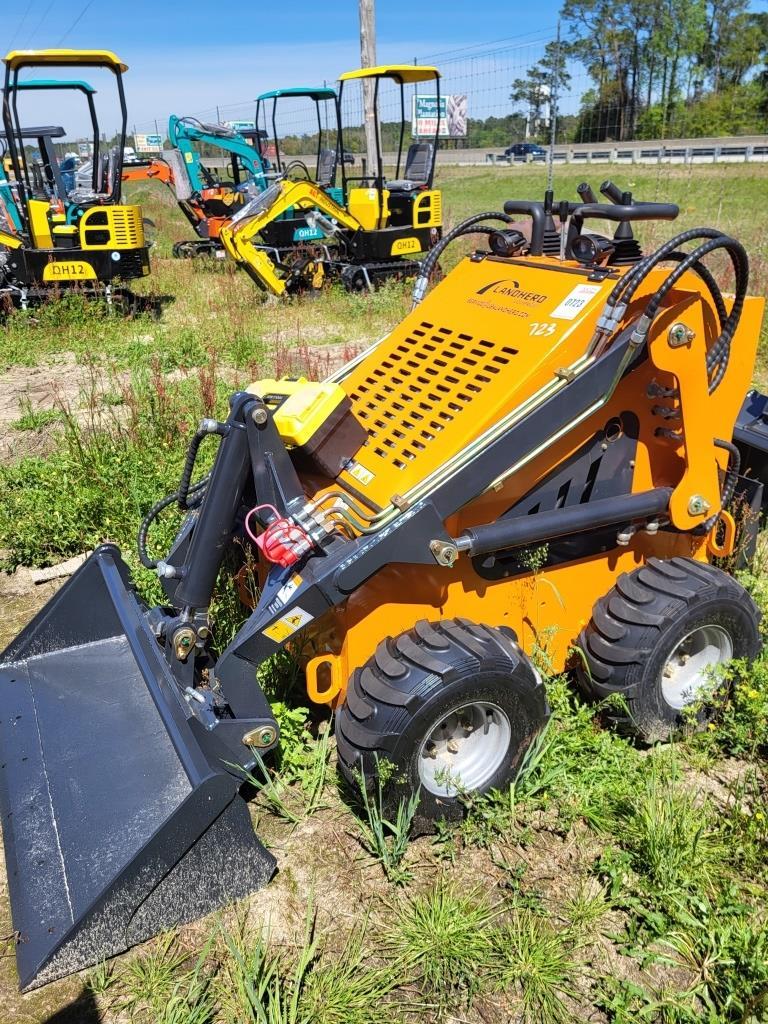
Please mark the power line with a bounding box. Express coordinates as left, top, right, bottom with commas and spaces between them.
419, 28, 558, 62
8, 0, 37, 50
56, 0, 95, 45
24, 0, 57, 48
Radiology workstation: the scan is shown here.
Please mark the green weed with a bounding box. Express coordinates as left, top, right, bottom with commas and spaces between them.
297, 929, 406, 1024
9, 397, 61, 432
611, 765, 726, 898
489, 909, 581, 1024
387, 877, 497, 1014
122, 931, 190, 1015
353, 757, 420, 884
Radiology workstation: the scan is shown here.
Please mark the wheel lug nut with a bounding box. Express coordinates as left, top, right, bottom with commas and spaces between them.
447, 739, 459, 754
424, 742, 437, 760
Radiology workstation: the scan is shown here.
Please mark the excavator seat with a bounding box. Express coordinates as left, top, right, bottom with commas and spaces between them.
386, 142, 433, 192
317, 147, 337, 186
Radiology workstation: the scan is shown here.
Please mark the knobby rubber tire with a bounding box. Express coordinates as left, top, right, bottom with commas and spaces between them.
335, 617, 549, 824
576, 557, 761, 742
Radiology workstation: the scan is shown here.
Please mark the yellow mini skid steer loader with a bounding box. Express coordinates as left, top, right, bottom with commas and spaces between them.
220, 65, 442, 295
0, 179, 765, 989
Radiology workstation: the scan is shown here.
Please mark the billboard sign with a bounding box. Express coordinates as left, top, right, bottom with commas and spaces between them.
412, 94, 467, 138
134, 133, 163, 153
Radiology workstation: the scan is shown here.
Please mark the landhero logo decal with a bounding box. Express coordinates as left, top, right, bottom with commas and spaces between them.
475, 278, 547, 304
468, 277, 548, 318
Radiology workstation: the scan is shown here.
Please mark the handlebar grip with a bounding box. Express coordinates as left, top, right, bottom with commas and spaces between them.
577, 182, 597, 204
574, 202, 679, 222
503, 200, 546, 255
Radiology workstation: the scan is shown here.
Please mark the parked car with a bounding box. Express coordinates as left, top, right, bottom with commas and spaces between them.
504, 142, 547, 161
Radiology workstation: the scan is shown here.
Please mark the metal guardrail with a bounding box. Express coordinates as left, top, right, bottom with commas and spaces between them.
197, 137, 768, 171
481, 140, 768, 167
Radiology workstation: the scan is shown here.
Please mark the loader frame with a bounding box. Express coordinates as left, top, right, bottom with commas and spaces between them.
2, 183, 764, 990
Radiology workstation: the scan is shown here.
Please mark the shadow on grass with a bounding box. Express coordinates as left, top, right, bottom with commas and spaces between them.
42, 986, 101, 1023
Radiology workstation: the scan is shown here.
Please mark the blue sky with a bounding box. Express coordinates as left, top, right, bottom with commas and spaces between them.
3, 2, 561, 136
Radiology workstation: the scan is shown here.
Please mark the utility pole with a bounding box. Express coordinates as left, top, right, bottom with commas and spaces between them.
359, 0, 378, 177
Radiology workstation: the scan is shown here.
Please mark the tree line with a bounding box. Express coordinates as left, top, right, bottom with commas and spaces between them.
507, 0, 768, 142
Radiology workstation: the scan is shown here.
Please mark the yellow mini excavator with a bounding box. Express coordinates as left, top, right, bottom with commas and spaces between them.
0, 49, 150, 309
220, 65, 442, 295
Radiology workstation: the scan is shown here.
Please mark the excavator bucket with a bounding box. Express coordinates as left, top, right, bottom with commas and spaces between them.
0, 546, 276, 990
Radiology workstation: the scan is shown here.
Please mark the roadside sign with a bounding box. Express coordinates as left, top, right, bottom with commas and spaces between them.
77, 141, 91, 157
134, 133, 163, 153
224, 120, 256, 133
412, 95, 467, 138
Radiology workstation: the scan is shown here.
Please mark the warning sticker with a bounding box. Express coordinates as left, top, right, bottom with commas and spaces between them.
550, 284, 602, 320
276, 573, 302, 606
347, 461, 375, 485
263, 605, 314, 642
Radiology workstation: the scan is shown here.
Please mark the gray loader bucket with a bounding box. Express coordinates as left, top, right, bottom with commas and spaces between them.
0, 546, 276, 990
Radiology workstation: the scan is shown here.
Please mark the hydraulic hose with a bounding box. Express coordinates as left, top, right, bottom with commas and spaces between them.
698, 437, 742, 535
412, 211, 515, 306
138, 421, 224, 569
137, 477, 209, 570
634, 235, 748, 393
605, 226, 726, 311
660, 251, 727, 331
177, 426, 211, 510
595, 229, 748, 394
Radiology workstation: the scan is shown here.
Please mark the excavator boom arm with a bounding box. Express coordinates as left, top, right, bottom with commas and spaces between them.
121, 158, 174, 186
220, 179, 361, 295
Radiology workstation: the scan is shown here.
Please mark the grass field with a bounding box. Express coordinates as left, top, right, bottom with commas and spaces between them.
1, 163, 768, 1023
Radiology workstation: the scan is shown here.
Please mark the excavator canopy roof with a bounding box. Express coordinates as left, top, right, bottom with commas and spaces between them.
338, 65, 440, 84
3, 50, 128, 73
15, 78, 96, 93
256, 87, 337, 101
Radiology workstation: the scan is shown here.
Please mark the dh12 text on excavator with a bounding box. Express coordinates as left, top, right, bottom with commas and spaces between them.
1, 178, 766, 989
0, 50, 150, 308
220, 65, 443, 294
122, 114, 270, 257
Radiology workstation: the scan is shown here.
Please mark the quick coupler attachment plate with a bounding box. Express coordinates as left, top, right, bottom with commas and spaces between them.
0, 545, 277, 989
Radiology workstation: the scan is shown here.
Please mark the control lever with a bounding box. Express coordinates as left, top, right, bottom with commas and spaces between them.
558, 199, 569, 260
600, 180, 624, 204
577, 181, 597, 204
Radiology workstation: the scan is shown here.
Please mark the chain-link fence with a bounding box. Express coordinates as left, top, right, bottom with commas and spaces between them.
128, 30, 767, 156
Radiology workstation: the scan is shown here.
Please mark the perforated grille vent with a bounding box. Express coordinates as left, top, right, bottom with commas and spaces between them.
347, 321, 518, 471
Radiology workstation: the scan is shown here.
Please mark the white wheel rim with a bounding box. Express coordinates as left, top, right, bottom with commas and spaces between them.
660, 624, 733, 710
417, 701, 511, 797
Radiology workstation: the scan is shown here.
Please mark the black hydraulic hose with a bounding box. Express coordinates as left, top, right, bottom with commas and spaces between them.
662, 251, 727, 330
412, 211, 514, 305
641, 235, 747, 328
137, 421, 224, 569
178, 427, 210, 510
698, 438, 742, 535
137, 477, 209, 570
606, 227, 726, 311
637, 235, 748, 393
715, 438, 741, 507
